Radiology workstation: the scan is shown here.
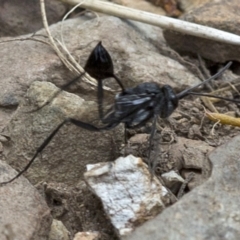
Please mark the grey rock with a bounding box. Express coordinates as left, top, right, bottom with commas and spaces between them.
124, 134, 240, 240
129, 133, 149, 144
156, 137, 213, 181
179, 0, 210, 11
181, 170, 202, 191
73, 231, 100, 240
49, 219, 70, 240
0, 0, 67, 37
173, 137, 212, 171
164, 0, 240, 62
161, 170, 185, 194
0, 160, 52, 240
84, 155, 168, 236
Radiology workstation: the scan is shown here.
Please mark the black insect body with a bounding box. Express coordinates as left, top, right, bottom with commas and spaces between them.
103, 83, 178, 128
0, 41, 235, 185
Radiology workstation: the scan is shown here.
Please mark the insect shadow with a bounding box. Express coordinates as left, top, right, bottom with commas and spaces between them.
0, 42, 237, 185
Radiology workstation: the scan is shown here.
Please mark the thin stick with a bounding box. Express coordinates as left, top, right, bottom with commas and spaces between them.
61, 0, 240, 46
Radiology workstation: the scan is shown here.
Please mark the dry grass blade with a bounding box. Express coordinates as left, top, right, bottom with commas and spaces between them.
0, 36, 50, 46
201, 96, 218, 113
205, 111, 240, 127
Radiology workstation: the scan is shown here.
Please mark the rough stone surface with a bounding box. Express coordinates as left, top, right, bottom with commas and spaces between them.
156, 137, 213, 182
49, 219, 70, 240
178, 0, 210, 11
0, 0, 67, 37
84, 155, 169, 236
161, 170, 185, 194
73, 231, 100, 240
0, 160, 52, 240
124, 134, 240, 240
163, 0, 240, 62
1, 81, 124, 185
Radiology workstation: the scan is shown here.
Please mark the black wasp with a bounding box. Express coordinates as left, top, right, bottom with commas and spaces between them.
0, 42, 237, 185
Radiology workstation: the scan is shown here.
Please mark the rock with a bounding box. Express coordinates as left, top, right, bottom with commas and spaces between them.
84, 155, 169, 236
156, 137, 213, 178
182, 145, 205, 170
181, 170, 202, 190
1, 81, 124, 185
49, 220, 70, 240
73, 231, 100, 240
124, 134, 240, 240
178, 0, 210, 11
175, 137, 213, 170
178, 138, 213, 184
163, 0, 240, 62
129, 133, 149, 144
124, 133, 149, 156
0, 0, 67, 37
161, 170, 185, 194
0, 160, 52, 240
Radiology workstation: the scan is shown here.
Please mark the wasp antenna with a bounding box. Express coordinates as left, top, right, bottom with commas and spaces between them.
177, 62, 232, 99
187, 92, 240, 103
